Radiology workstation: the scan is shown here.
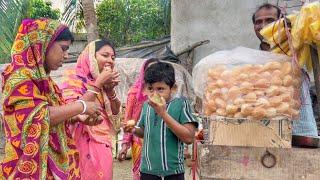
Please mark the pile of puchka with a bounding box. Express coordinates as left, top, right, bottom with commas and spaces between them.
203, 60, 301, 121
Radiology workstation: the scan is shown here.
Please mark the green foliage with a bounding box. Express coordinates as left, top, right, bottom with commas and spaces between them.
61, 0, 85, 32
74, 6, 85, 33
0, 0, 30, 64
30, 0, 60, 20
0, 0, 60, 64
96, 0, 170, 47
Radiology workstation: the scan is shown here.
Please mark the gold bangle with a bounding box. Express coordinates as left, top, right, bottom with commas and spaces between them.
108, 93, 117, 100
91, 84, 102, 91
87, 89, 99, 95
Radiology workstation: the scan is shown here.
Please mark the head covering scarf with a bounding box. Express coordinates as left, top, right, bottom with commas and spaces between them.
134, 60, 149, 103
0, 19, 80, 179
60, 40, 116, 145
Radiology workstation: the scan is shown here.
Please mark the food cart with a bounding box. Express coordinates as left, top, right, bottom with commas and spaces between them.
194, 3, 320, 178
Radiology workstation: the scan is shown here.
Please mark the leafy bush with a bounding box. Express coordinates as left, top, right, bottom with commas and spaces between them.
30, 0, 60, 20
96, 0, 170, 47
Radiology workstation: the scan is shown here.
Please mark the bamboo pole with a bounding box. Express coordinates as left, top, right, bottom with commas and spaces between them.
117, 38, 170, 51
175, 40, 210, 56
310, 44, 320, 119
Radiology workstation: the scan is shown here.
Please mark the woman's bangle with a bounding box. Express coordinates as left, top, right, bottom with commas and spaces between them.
91, 84, 102, 91
131, 127, 136, 134
76, 100, 87, 114
87, 89, 99, 95
108, 92, 117, 101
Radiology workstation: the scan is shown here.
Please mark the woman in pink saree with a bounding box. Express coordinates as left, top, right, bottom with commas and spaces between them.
0, 19, 110, 179
117, 58, 159, 180
60, 39, 121, 180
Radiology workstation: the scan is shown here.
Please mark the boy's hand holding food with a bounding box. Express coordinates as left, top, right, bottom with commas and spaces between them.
148, 92, 166, 116
123, 119, 136, 132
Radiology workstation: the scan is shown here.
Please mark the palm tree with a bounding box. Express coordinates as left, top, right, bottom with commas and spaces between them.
0, 0, 30, 63
61, 0, 99, 42
159, 0, 171, 35
61, 0, 85, 33
81, 0, 98, 42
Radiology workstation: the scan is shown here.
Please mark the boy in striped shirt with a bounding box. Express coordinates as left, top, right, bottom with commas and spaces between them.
125, 62, 198, 180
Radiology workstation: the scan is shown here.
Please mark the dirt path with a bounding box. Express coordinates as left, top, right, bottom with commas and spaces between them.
113, 159, 195, 180
113, 159, 133, 180
0, 154, 196, 179
1, 130, 197, 179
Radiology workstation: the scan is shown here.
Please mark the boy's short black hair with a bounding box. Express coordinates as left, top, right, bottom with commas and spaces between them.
143, 58, 160, 71
144, 62, 175, 88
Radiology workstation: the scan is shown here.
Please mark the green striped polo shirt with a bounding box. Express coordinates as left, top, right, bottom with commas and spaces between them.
138, 97, 198, 177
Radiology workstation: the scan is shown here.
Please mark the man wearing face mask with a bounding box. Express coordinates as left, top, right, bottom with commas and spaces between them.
252, 3, 318, 137
252, 3, 281, 51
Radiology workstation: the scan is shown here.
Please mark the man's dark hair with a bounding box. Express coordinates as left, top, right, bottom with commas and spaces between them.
144, 61, 175, 88
55, 28, 74, 43
252, 3, 281, 23
95, 38, 116, 55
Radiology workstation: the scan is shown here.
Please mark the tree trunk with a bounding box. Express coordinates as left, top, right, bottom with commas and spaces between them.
82, 0, 99, 42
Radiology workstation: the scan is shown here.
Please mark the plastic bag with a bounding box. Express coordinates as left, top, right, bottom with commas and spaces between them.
291, 1, 320, 48
193, 47, 301, 120
114, 58, 195, 104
